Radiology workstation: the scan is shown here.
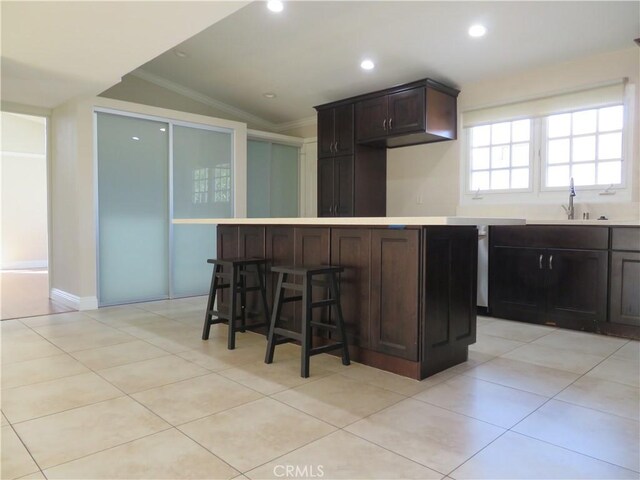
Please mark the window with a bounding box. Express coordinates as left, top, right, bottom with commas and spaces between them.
463, 81, 629, 202
544, 105, 624, 188
469, 119, 531, 192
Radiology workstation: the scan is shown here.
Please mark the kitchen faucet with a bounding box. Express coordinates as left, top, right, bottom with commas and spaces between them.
562, 177, 576, 220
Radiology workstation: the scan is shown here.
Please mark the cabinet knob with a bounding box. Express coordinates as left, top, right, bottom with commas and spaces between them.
383, 119, 387, 130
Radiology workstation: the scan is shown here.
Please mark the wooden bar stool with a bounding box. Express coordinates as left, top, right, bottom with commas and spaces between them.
202, 257, 270, 350
265, 265, 350, 377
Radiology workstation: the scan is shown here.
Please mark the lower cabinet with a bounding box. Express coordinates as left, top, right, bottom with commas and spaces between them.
217, 224, 478, 377
490, 245, 607, 331
370, 229, 419, 361
604, 227, 640, 337
488, 225, 640, 336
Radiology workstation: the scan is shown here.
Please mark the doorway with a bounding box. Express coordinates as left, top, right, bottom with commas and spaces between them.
0, 111, 73, 319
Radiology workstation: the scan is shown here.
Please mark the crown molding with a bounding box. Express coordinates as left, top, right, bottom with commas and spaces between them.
131, 69, 276, 130
130, 69, 317, 134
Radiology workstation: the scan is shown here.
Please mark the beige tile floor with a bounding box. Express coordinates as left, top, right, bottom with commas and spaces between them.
1, 297, 639, 480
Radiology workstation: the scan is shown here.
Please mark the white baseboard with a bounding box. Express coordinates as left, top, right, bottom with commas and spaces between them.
1, 260, 48, 270
50, 288, 98, 311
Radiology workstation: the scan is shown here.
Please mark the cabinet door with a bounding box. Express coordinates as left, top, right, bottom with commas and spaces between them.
238, 226, 265, 319
334, 155, 354, 217
355, 96, 388, 142
608, 251, 640, 334
317, 108, 334, 159
265, 227, 295, 329
422, 228, 477, 377
489, 246, 546, 323
317, 157, 334, 217
545, 249, 607, 331
334, 104, 354, 156
294, 228, 331, 332
388, 87, 425, 135
331, 228, 371, 348
370, 229, 419, 360
216, 226, 239, 311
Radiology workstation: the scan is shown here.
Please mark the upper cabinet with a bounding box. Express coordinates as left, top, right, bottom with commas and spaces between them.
318, 104, 354, 158
355, 79, 459, 148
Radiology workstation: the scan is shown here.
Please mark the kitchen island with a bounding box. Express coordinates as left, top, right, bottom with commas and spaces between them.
175, 217, 524, 379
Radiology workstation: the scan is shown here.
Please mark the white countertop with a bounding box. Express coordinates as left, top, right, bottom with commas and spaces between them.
172, 216, 526, 226
526, 219, 640, 226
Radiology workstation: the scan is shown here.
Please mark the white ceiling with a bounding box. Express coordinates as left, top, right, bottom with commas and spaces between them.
0, 1, 248, 109
135, 1, 639, 127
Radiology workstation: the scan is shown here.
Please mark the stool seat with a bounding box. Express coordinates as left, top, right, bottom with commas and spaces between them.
207, 257, 268, 266
265, 264, 350, 378
271, 265, 344, 275
202, 257, 270, 350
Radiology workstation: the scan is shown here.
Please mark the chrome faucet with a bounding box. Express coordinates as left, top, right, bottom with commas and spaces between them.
562, 177, 576, 220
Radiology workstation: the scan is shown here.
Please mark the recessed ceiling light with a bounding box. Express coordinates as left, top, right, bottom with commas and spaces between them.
174, 50, 188, 58
263, 92, 277, 99
132, 136, 140, 141
160, 128, 166, 132
267, 0, 283, 13
360, 59, 375, 71
468, 24, 487, 38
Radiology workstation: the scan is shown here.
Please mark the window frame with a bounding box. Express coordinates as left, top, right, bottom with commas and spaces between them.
464, 118, 535, 196
540, 104, 626, 193
462, 98, 631, 204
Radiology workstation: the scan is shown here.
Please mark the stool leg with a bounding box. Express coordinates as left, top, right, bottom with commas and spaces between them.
202, 264, 221, 340
265, 272, 285, 364
300, 274, 312, 378
329, 272, 351, 366
256, 263, 271, 324
228, 265, 238, 350
239, 265, 247, 334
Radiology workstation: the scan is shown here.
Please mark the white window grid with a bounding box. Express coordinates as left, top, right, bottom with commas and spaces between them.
467, 119, 533, 193
542, 105, 624, 190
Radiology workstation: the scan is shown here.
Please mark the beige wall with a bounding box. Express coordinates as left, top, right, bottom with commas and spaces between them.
387, 48, 640, 221
1, 112, 48, 269
50, 97, 248, 306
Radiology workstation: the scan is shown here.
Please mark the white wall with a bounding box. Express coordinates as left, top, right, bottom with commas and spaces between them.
1, 112, 48, 269
50, 97, 248, 308
387, 48, 640, 221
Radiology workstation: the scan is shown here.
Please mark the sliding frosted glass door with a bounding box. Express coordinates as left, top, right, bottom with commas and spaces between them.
97, 113, 169, 305
172, 125, 233, 297
247, 140, 299, 218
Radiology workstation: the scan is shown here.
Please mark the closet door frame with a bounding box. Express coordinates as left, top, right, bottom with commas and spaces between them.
94, 107, 236, 304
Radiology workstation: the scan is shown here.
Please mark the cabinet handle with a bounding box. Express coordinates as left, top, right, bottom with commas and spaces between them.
330, 142, 334, 153
549, 254, 553, 270
334, 141, 339, 152
383, 119, 387, 130
389, 118, 393, 129
334, 203, 339, 216
329, 204, 333, 215
539, 254, 543, 270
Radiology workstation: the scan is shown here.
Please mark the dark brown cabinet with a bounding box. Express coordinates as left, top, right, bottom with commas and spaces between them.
315, 78, 458, 218
356, 87, 426, 143
422, 227, 478, 377
217, 223, 478, 379
370, 229, 420, 361
605, 227, 640, 338
330, 228, 371, 348
490, 226, 609, 332
355, 80, 459, 148
317, 155, 354, 217
318, 105, 353, 159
